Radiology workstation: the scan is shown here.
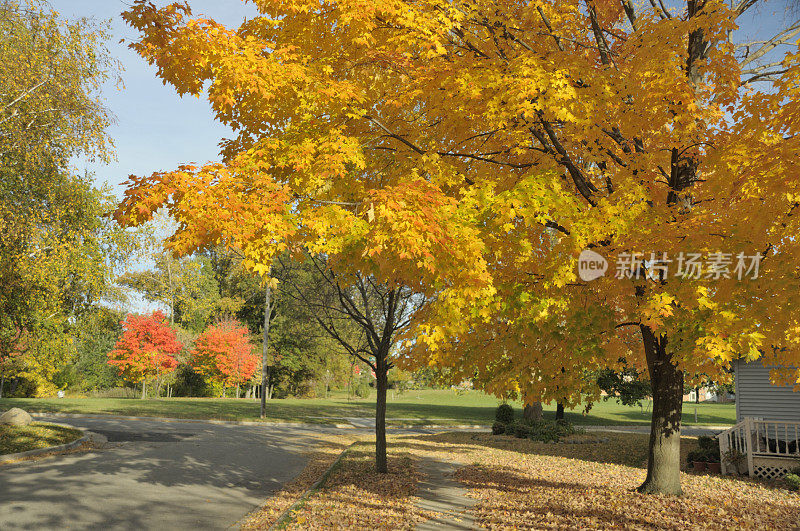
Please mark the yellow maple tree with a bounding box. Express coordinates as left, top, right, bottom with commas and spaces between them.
117, 0, 800, 494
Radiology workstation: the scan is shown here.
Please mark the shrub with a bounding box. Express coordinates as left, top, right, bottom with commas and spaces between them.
703, 445, 721, 463
697, 435, 717, 450
687, 449, 703, 466
354, 380, 371, 399
786, 473, 800, 492
511, 421, 531, 438
491, 421, 506, 435
723, 448, 747, 474
529, 420, 563, 443
495, 403, 514, 424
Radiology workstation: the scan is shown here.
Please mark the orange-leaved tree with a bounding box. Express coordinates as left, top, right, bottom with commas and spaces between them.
107, 310, 182, 398
190, 320, 258, 398
116, 0, 800, 494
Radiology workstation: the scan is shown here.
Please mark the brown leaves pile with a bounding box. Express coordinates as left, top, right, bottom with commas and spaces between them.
238, 434, 357, 530
281, 441, 428, 530
247, 431, 799, 529
428, 432, 800, 530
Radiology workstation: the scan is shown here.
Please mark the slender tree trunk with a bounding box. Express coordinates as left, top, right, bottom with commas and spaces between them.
556, 402, 565, 421
142, 380, 147, 400
638, 324, 684, 495
0, 376, 4, 398
375, 357, 389, 473
236, 384, 240, 399
261, 283, 272, 418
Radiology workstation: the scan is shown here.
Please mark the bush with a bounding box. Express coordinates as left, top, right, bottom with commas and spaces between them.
697, 435, 717, 450
89, 387, 140, 399
495, 403, 514, 424
687, 449, 703, 465
502, 419, 577, 443
703, 445, 721, 463
786, 473, 800, 492
491, 421, 506, 435
354, 380, 371, 399
511, 421, 531, 438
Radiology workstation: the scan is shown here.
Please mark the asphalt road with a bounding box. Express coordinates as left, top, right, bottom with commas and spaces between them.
0, 416, 336, 530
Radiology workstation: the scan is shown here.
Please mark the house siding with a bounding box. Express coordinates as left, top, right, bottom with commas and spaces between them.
735, 359, 800, 422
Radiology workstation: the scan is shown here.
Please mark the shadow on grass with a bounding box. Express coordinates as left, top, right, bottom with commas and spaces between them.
393, 431, 705, 470
0, 397, 735, 427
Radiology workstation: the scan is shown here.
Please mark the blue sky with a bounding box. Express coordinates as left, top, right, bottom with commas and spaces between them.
48, 0, 795, 199
49, 0, 259, 197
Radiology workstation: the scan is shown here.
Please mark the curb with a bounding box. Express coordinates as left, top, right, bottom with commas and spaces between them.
31, 412, 344, 430
0, 425, 90, 465
267, 442, 357, 531
29, 413, 492, 431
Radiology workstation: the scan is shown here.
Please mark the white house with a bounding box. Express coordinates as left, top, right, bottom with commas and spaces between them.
718, 359, 800, 478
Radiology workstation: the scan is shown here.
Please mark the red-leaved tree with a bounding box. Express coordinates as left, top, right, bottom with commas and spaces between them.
107, 310, 182, 399
190, 320, 258, 398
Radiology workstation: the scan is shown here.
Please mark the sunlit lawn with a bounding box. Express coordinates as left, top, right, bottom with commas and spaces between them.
0, 389, 735, 426
0, 422, 82, 455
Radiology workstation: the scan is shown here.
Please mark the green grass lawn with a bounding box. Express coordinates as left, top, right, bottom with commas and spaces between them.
0, 389, 736, 426
0, 422, 83, 455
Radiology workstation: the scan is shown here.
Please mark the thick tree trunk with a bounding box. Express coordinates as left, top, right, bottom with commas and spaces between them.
556, 402, 565, 421
523, 402, 543, 421
375, 361, 389, 473
638, 324, 684, 495
260, 283, 272, 418
236, 384, 240, 399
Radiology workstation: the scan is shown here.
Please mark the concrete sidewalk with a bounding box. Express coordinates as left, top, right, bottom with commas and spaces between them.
416, 458, 476, 530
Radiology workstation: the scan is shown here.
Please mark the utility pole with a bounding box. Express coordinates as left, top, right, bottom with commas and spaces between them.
260, 279, 272, 419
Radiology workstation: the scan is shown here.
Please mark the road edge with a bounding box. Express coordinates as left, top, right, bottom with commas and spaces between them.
0, 425, 90, 465
265, 441, 357, 531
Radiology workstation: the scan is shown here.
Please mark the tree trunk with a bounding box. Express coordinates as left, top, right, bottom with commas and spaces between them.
0, 376, 4, 398
375, 359, 389, 473
556, 402, 565, 421
523, 402, 543, 421
142, 380, 147, 400
638, 324, 684, 495
236, 384, 240, 399
260, 282, 272, 418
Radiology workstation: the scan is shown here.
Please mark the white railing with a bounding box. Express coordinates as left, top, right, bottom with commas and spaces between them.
718, 418, 800, 475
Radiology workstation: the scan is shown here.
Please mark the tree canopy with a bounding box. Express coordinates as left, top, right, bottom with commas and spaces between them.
117, 0, 800, 493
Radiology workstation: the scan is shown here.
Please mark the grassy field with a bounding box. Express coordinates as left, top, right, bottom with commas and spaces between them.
0, 389, 736, 426
0, 422, 83, 455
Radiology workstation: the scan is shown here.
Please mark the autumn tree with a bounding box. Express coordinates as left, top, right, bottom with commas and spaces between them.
190, 320, 258, 397
276, 254, 424, 472
0, 0, 133, 395
117, 0, 800, 494
107, 311, 182, 398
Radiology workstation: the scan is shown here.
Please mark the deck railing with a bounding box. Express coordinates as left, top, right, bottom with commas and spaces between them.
718, 418, 800, 476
